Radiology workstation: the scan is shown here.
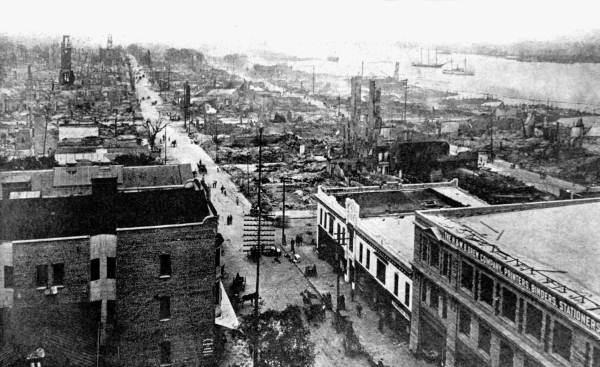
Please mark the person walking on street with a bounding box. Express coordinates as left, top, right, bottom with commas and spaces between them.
356, 303, 363, 318
236, 196, 239, 206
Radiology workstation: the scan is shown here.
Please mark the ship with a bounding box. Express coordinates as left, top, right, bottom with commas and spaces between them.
412, 48, 445, 68
327, 56, 339, 62
442, 57, 475, 76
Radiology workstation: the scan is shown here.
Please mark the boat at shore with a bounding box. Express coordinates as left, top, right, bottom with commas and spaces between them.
412, 48, 445, 68
442, 57, 475, 76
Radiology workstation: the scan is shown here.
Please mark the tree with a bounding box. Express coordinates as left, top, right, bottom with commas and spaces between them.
144, 117, 168, 151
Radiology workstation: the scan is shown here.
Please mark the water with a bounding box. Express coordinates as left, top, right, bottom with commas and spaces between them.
250, 45, 600, 113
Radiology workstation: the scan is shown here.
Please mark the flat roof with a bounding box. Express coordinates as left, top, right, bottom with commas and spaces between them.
360, 215, 415, 267
431, 186, 488, 208
422, 199, 600, 304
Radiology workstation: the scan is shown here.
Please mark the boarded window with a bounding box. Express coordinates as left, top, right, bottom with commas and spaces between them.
36, 264, 48, 287
458, 307, 471, 335
552, 321, 572, 361
160, 341, 171, 365
160, 254, 171, 277
461, 261, 473, 292
480, 273, 494, 306
478, 321, 491, 354
4, 266, 14, 288
502, 287, 517, 322
90, 259, 100, 281
376, 259, 386, 284
52, 263, 64, 285
159, 296, 171, 320
107, 257, 116, 279
525, 303, 543, 340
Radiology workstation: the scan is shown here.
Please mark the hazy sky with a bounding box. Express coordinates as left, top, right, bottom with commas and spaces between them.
2, 0, 599, 56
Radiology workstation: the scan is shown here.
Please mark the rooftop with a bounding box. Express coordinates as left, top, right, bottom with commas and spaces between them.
419, 198, 600, 314
360, 215, 416, 267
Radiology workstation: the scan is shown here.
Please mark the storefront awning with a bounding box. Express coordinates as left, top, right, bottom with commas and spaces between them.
215, 281, 239, 329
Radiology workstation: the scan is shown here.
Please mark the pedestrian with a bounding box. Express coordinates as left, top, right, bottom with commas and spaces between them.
378, 316, 384, 332
223, 189, 227, 196
356, 303, 362, 318
350, 288, 355, 302
236, 196, 239, 206
229, 214, 233, 225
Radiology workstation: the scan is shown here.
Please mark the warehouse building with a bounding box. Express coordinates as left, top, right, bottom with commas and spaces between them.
314, 179, 487, 334
411, 198, 600, 367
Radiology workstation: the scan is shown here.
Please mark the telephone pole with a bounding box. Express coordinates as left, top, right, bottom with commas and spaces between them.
312, 66, 315, 95
253, 127, 264, 366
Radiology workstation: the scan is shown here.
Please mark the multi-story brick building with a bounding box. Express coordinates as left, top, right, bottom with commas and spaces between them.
411, 198, 600, 367
314, 180, 487, 334
0, 165, 220, 367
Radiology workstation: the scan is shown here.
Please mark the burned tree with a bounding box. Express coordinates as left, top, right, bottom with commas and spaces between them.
144, 117, 168, 151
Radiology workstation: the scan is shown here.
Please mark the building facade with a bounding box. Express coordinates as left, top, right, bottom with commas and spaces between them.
0, 172, 219, 367
314, 180, 487, 334
410, 198, 600, 367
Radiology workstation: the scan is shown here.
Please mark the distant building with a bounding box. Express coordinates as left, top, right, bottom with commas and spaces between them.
0, 165, 221, 366
410, 198, 600, 367
314, 181, 487, 334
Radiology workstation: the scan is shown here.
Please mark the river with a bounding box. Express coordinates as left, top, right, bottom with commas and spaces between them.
248, 45, 600, 113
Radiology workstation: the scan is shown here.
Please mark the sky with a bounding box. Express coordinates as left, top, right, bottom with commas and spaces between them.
1, 0, 599, 57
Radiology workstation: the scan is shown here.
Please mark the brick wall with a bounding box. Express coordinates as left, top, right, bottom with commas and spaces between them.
9, 236, 98, 366
114, 219, 217, 367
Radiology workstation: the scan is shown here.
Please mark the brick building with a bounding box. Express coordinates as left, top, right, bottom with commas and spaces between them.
0, 167, 219, 367
314, 180, 487, 335
411, 198, 600, 367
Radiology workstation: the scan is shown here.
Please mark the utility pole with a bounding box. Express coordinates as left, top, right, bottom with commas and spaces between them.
403, 82, 408, 122
164, 127, 167, 164
253, 127, 264, 366
337, 95, 341, 116
214, 114, 219, 163
489, 115, 494, 163
312, 66, 315, 95
361, 61, 364, 77
42, 111, 49, 157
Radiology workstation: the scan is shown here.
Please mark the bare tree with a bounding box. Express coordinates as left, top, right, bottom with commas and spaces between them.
144, 116, 168, 151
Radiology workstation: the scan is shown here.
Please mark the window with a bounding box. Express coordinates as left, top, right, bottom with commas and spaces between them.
160, 341, 171, 365
160, 254, 171, 277
441, 293, 447, 319
159, 296, 171, 320
376, 259, 386, 284
429, 284, 439, 310
525, 303, 543, 340
36, 264, 48, 287
499, 341, 514, 367
429, 241, 439, 268
405, 282, 410, 307
348, 229, 353, 251
393, 273, 399, 296
366, 250, 370, 270
552, 320, 572, 361
90, 259, 100, 281
501, 287, 517, 322
359, 243, 363, 263
420, 239, 428, 262
52, 263, 64, 285
336, 223, 341, 243
4, 266, 14, 288
107, 257, 116, 279
479, 273, 494, 306
458, 307, 471, 335
441, 252, 451, 278
107, 300, 116, 324
478, 321, 491, 354
421, 279, 427, 302
461, 261, 474, 292
319, 208, 323, 225
592, 346, 600, 367
328, 215, 334, 235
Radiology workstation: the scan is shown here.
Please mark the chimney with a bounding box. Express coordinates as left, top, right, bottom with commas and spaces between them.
91, 177, 118, 234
